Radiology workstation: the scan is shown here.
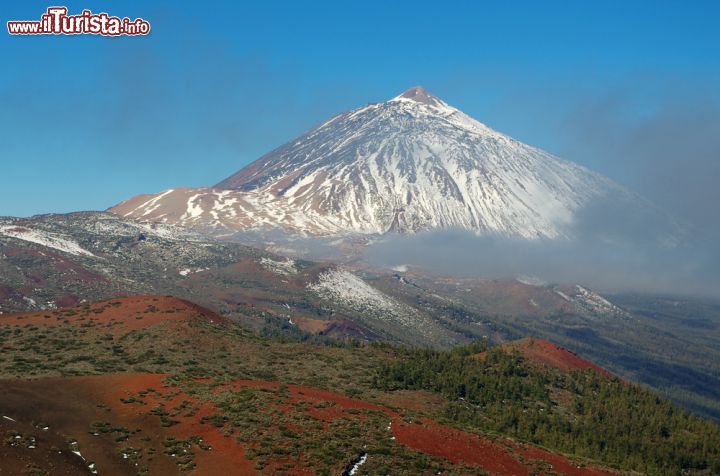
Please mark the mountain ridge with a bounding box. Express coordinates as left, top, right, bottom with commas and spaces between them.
110, 87, 651, 239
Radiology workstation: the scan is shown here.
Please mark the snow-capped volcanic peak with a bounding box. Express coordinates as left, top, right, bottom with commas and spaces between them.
392, 86, 447, 107
111, 87, 639, 239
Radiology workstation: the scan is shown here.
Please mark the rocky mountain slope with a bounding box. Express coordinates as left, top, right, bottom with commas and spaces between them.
2, 212, 719, 421
2, 296, 718, 475
110, 87, 653, 239
0, 212, 469, 348
0, 212, 249, 312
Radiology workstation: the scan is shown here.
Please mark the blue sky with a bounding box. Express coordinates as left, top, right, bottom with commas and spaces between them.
1, 1, 719, 217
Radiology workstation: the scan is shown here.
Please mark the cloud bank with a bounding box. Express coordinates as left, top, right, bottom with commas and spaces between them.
366, 85, 720, 299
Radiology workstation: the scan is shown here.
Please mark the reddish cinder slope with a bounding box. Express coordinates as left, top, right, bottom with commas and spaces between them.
0, 294, 616, 475
0, 373, 256, 475
82, 373, 256, 475
498, 338, 612, 377
0, 373, 616, 475
0, 295, 230, 335
219, 379, 615, 475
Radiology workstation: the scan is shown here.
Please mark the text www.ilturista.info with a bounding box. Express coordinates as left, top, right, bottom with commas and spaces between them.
7, 7, 150, 36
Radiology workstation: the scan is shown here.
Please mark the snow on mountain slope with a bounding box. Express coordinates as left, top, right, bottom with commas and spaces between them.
309, 269, 418, 327
0, 225, 95, 257
306, 267, 453, 345
260, 256, 298, 275
569, 285, 632, 319
0, 212, 256, 313
0, 213, 196, 257
110, 87, 644, 239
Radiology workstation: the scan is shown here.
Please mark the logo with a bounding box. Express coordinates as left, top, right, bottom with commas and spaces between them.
7, 6, 151, 36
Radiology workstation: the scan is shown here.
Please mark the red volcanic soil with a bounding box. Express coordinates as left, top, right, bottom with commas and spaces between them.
392, 417, 528, 474
0, 295, 231, 335
496, 338, 612, 377
0, 373, 256, 475
83, 374, 256, 475
393, 417, 614, 475
0, 292, 614, 476
220, 380, 614, 475
217, 380, 386, 430
0, 373, 615, 475
222, 379, 385, 413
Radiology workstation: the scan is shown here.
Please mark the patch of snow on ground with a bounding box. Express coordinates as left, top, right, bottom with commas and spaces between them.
260, 257, 297, 275
555, 290, 572, 302
516, 275, 547, 287
136, 221, 193, 240
179, 267, 208, 276
84, 217, 195, 242
348, 453, 368, 475
308, 269, 415, 325
184, 194, 204, 220
573, 285, 631, 319
0, 226, 95, 257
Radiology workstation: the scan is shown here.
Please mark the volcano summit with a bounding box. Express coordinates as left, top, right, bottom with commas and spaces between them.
111, 87, 646, 239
